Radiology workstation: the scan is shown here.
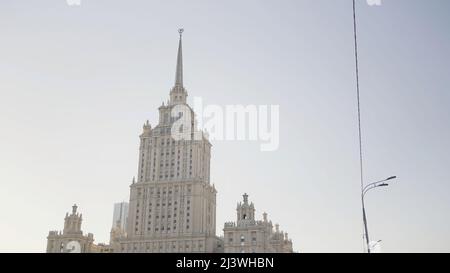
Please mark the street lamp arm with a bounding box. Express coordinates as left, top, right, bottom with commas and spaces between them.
362, 179, 388, 193
362, 176, 396, 198
363, 183, 388, 198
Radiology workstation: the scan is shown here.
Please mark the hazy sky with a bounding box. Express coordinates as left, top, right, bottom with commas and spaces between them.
1, 0, 449, 253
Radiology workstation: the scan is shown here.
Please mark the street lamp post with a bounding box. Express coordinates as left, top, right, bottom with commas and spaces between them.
361, 176, 397, 253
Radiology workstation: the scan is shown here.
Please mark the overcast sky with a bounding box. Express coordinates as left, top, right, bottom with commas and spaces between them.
1, 0, 449, 252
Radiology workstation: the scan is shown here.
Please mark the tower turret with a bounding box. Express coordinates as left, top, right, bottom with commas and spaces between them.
63, 204, 83, 235
236, 193, 255, 221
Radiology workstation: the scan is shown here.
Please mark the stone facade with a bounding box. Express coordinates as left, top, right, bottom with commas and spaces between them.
46, 204, 96, 253
117, 29, 221, 253
223, 194, 293, 253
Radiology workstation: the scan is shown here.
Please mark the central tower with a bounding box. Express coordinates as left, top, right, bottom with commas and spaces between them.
119, 30, 221, 253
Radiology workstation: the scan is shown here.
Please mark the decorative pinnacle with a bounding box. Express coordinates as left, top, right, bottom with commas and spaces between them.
178, 28, 184, 37
243, 193, 249, 204
72, 204, 78, 214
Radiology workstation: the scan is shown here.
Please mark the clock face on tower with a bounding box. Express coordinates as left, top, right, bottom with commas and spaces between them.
65, 241, 81, 253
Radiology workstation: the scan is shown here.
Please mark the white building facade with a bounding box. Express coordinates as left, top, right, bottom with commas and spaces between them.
46, 205, 95, 253
223, 194, 293, 253
118, 29, 222, 253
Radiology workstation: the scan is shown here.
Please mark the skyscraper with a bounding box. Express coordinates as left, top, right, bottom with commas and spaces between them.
118, 29, 222, 253
112, 202, 129, 231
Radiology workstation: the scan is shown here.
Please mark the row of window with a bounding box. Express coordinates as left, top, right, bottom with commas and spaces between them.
121, 240, 205, 252
135, 225, 190, 233
228, 234, 258, 243
136, 186, 192, 197
137, 202, 190, 208
142, 135, 195, 148
135, 210, 190, 219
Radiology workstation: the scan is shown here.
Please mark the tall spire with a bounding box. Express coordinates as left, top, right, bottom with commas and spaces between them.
169, 28, 187, 105
175, 28, 184, 87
